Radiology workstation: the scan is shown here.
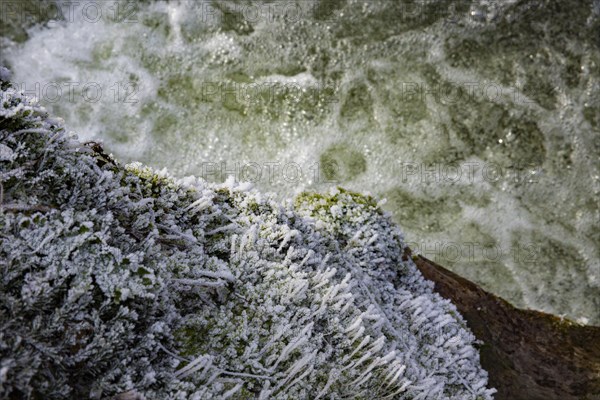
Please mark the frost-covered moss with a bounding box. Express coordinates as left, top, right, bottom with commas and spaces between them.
0, 80, 495, 399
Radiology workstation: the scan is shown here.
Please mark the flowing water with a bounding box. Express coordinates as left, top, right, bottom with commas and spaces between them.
1, 0, 599, 324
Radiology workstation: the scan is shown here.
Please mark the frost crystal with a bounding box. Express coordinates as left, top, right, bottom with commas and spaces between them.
0, 79, 495, 399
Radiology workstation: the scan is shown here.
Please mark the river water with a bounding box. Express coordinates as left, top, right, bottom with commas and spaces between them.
1, 0, 599, 324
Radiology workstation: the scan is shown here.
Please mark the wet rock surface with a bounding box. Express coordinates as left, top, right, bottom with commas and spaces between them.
407, 249, 600, 400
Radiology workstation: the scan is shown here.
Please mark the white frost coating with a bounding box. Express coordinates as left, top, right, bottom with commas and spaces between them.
0, 66, 10, 82
0, 81, 495, 399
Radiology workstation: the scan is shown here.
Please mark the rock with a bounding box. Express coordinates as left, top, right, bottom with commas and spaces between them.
407, 250, 600, 400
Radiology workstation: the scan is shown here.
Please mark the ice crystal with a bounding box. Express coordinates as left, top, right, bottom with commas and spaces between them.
0, 78, 495, 399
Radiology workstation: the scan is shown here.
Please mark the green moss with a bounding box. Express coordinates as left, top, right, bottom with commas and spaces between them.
175, 324, 209, 357
125, 163, 179, 197
246, 200, 260, 214
294, 187, 379, 215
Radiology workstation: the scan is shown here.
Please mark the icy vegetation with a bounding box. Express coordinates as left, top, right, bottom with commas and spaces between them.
0, 81, 494, 399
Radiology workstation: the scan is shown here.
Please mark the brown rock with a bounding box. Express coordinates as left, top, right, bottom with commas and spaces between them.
404, 249, 600, 400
